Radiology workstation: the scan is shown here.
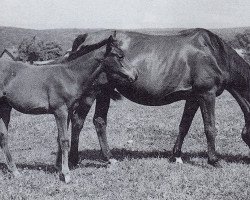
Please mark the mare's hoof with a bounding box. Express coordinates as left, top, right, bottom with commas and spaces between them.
108, 159, 118, 165
175, 157, 183, 164
69, 155, 79, 167
169, 156, 183, 164
169, 156, 176, 163
69, 160, 79, 168
208, 160, 221, 168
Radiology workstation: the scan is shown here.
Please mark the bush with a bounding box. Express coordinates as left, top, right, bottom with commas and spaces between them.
17, 36, 63, 64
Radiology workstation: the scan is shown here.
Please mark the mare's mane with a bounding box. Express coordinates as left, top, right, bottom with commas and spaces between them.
67, 35, 112, 62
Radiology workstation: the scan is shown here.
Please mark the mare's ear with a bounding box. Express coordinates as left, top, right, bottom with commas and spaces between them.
97, 72, 108, 84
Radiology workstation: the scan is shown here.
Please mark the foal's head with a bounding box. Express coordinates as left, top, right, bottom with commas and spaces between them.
98, 34, 138, 83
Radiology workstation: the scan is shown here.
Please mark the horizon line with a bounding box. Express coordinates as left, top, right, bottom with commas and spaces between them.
1, 25, 250, 31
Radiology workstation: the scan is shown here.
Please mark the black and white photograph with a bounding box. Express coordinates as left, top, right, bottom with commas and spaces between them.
0, 0, 250, 199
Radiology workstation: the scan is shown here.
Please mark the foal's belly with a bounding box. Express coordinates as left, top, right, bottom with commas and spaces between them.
3, 80, 50, 114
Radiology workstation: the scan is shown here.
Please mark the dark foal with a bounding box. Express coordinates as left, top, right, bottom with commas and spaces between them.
0, 35, 137, 183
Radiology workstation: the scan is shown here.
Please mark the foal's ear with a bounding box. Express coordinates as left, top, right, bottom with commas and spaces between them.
97, 72, 108, 84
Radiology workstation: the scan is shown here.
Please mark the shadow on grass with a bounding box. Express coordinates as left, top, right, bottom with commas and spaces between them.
0, 149, 249, 174
78, 148, 250, 165
0, 162, 57, 174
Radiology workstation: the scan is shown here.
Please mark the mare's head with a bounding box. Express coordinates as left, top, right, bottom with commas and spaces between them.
98, 33, 138, 83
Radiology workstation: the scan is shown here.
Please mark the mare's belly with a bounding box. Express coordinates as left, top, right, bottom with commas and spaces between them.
116, 84, 192, 106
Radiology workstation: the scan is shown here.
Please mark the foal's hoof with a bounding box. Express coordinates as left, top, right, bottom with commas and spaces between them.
13, 170, 21, 178
60, 173, 71, 184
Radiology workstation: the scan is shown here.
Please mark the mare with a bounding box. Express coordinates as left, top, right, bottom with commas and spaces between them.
69, 28, 250, 167
0, 35, 138, 183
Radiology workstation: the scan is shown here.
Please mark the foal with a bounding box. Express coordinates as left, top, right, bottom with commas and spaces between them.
0, 36, 137, 183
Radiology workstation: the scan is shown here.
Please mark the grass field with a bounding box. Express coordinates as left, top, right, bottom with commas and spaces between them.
0, 91, 249, 199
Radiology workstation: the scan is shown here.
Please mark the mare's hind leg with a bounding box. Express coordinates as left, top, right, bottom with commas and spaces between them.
171, 99, 199, 163
241, 127, 250, 158
93, 93, 112, 162
0, 104, 20, 176
198, 90, 219, 166
69, 104, 92, 166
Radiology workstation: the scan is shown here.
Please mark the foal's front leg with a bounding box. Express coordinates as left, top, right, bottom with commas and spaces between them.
54, 105, 71, 183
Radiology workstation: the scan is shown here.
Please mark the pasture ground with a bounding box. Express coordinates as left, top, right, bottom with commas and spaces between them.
0, 91, 249, 200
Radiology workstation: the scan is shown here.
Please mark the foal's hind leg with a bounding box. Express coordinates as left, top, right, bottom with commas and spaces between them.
54, 106, 71, 183
93, 93, 112, 162
0, 105, 20, 176
171, 99, 199, 163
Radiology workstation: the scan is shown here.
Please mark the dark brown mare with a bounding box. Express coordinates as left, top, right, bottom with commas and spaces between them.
0, 35, 138, 183
69, 28, 250, 167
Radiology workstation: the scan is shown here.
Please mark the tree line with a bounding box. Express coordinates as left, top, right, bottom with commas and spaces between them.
17, 36, 63, 64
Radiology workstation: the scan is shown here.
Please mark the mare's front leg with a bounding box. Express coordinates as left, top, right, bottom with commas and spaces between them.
0, 104, 20, 177
69, 103, 92, 167
171, 99, 199, 163
54, 105, 71, 183
93, 93, 112, 162
198, 90, 219, 166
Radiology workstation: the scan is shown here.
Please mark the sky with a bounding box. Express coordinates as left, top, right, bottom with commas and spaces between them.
0, 0, 249, 30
